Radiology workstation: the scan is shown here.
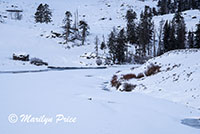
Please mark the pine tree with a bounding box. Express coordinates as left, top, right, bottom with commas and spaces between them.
163, 20, 176, 52
100, 41, 106, 50
107, 28, 117, 63
187, 31, 194, 48
168, 22, 176, 50
157, 19, 165, 55
137, 6, 154, 57
35, 4, 44, 23
125, 9, 137, 44
194, 22, 200, 48
79, 20, 89, 45
163, 21, 170, 52
100, 35, 106, 50
172, 12, 186, 49
157, 0, 200, 15
63, 11, 72, 42
34, 4, 52, 23
177, 0, 183, 12
43, 4, 52, 23
152, 22, 156, 57
158, 0, 168, 15
116, 28, 127, 64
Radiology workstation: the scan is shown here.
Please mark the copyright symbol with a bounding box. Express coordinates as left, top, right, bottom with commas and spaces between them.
8, 114, 18, 124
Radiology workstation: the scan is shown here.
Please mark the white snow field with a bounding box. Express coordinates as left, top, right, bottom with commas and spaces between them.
0, 66, 200, 134
0, 0, 200, 133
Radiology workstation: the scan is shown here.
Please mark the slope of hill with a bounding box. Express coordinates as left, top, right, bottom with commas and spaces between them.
0, 0, 200, 71
110, 49, 200, 109
0, 0, 157, 71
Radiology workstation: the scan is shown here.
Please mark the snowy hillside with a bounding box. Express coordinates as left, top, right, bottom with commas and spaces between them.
0, 0, 157, 70
0, 0, 200, 71
110, 49, 200, 109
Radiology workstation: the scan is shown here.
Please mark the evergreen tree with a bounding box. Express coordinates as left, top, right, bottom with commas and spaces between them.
168, 22, 176, 50
100, 41, 106, 50
43, 4, 52, 23
194, 22, 200, 48
63, 11, 72, 42
187, 31, 194, 48
34, 4, 52, 23
152, 22, 156, 57
163, 21, 170, 52
116, 28, 127, 64
172, 12, 186, 49
107, 28, 117, 63
158, 0, 168, 15
137, 6, 154, 57
35, 4, 44, 23
100, 35, 106, 50
157, 19, 165, 55
162, 20, 176, 52
125, 9, 137, 44
79, 20, 89, 45
157, 0, 200, 15
177, 0, 183, 12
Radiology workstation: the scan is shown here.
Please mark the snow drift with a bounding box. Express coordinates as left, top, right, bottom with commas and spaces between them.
110, 49, 200, 109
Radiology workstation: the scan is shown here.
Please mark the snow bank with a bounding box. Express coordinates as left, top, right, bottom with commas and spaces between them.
110, 49, 200, 109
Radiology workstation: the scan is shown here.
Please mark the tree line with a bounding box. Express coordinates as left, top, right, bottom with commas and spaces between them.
33, 3, 200, 65
106, 6, 200, 64
34, 3, 89, 45
157, 0, 200, 15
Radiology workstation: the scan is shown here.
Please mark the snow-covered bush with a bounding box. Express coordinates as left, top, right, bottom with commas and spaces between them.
96, 59, 102, 66
144, 64, 161, 76
13, 53, 29, 61
122, 74, 137, 80
30, 58, 48, 66
111, 75, 121, 89
121, 83, 136, 92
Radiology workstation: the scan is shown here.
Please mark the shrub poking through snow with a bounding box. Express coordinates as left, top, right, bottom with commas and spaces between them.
122, 83, 136, 92
111, 63, 161, 91
111, 75, 121, 89
144, 64, 161, 76
13, 53, 29, 61
136, 73, 144, 79
122, 74, 136, 80
30, 58, 48, 66
96, 58, 103, 66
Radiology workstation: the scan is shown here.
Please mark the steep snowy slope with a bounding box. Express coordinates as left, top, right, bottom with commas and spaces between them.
110, 49, 200, 109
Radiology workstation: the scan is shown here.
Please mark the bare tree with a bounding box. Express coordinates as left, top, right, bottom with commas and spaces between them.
94, 36, 99, 57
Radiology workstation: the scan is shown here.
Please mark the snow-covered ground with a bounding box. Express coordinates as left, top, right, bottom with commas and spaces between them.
1, 0, 200, 133
0, 66, 200, 134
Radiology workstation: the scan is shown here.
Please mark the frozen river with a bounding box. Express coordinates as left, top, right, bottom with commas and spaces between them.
0, 66, 199, 134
